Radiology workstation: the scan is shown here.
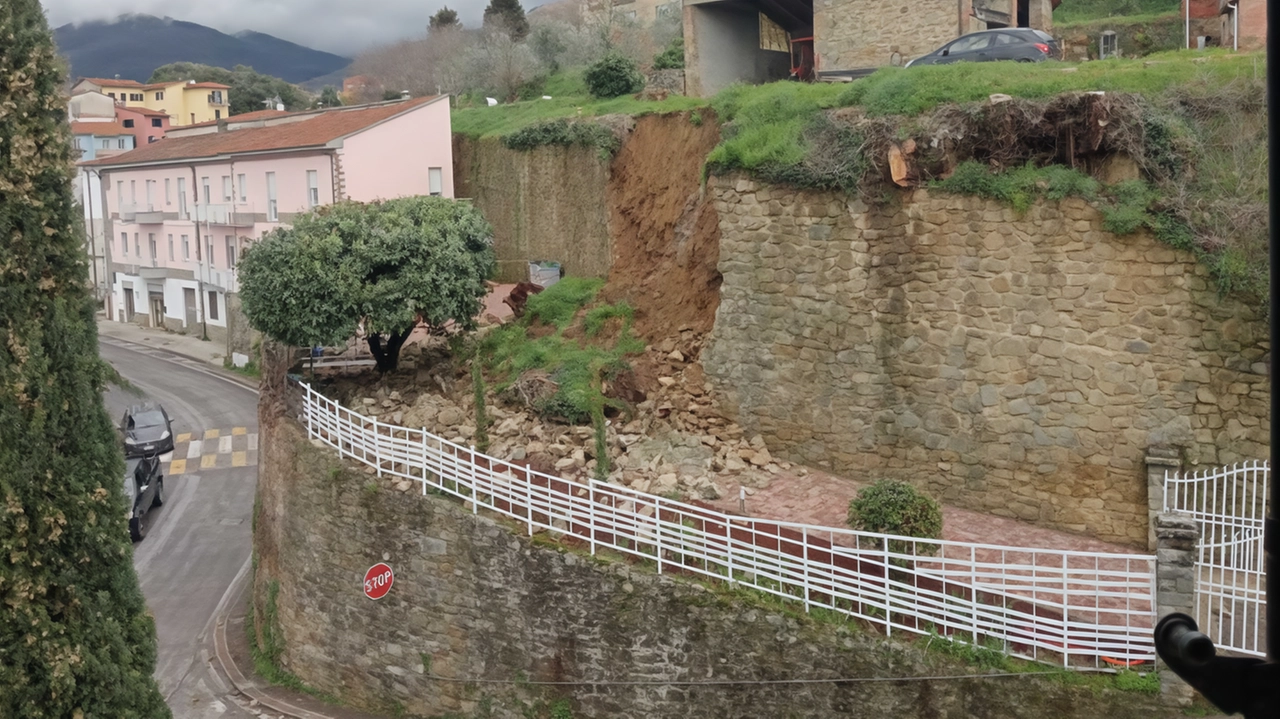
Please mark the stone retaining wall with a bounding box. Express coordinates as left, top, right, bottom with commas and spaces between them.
253, 414, 1180, 718
702, 175, 1268, 547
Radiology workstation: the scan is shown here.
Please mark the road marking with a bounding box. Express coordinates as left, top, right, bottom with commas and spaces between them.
218, 435, 233, 454
201, 453, 218, 469
232, 451, 247, 468
232, 426, 247, 436
247, 433, 258, 451
176, 432, 192, 443
187, 440, 203, 459
203, 428, 220, 440
169, 459, 186, 475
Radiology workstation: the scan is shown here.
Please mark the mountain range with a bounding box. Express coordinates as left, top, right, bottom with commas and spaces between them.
53, 14, 351, 85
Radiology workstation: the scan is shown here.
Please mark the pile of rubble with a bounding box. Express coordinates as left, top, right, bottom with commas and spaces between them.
342, 344, 806, 502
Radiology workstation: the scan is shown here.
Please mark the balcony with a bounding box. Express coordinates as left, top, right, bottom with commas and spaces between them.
119, 203, 168, 224
196, 203, 257, 228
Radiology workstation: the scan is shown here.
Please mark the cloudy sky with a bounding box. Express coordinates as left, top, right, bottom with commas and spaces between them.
39, 0, 509, 57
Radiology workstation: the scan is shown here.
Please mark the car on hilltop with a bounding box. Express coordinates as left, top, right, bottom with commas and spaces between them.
906, 28, 1062, 67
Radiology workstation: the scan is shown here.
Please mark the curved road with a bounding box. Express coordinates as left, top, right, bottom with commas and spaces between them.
101, 338, 259, 718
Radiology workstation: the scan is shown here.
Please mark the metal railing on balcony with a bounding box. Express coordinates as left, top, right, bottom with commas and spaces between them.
196, 203, 257, 228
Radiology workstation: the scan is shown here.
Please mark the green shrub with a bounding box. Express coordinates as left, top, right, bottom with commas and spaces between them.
847, 480, 943, 553
584, 53, 644, 99
652, 37, 684, 70
502, 119, 621, 157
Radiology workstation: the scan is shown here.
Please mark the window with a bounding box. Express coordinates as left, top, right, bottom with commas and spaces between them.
202, 177, 211, 204
118, 138, 127, 149
307, 170, 319, 207
116, 181, 123, 208
133, 233, 140, 256
151, 117, 163, 127
165, 178, 171, 205
145, 180, 154, 209
148, 233, 157, 263
209, 91, 224, 105
148, 136, 158, 143
182, 234, 190, 260
130, 180, 136, 204
190, 113, 196, 124
168, 234, 174, 261
222, 175, 232, 201
266, 172, 278, 221
946, 34, 992, 54
107, 92, 116, 99
215, 109, 222, 120
155, 91, 164, 101
73, 137, 82, 150
226, 236, 236, 268
177, 177, 188, 219
123, 119, 134, 128
129, 93, 143, 102
237, 173, 247, 202
207, 239, 215, 268
120, 232, 128, 256
100, 139, 110, 149
428, 167, 443, 196
208, 292, 219, 321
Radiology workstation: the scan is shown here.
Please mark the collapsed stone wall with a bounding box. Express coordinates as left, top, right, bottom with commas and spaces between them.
254, 413, 1180, 718
702, 175, 1268, 547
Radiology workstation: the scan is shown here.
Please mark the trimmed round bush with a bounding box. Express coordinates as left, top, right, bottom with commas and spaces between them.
847, 479, 943, 553
584, 53, 643, 99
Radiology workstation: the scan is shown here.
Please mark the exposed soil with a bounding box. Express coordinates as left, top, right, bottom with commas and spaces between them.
603, 111, 723, 347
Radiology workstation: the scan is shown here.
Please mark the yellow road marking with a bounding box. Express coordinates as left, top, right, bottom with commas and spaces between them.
232, 451, 247, 468
232, 426, 247, 436
176, 433, 192, 443
169, 459, 186, 475
203, 428, 220, 440
200, 454, 217, 469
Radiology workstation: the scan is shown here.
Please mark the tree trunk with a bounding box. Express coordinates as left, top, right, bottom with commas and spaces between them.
367, 328, 413, 373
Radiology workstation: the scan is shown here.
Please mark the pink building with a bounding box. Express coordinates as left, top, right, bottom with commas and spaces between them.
82, 95, 454, 343
115, 105, 172, 147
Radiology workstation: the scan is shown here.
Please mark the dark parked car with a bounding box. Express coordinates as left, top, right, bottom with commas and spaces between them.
905, 29, 1061, 67
120, 403, 174, 458
124, 454, 165, 541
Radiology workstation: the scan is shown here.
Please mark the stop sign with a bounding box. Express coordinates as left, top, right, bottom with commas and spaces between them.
363, 562, 394, 600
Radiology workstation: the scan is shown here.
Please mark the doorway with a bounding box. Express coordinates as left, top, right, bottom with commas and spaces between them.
149, 293, 165, 328
123, 284, 136, 322
183, 287, 197, 329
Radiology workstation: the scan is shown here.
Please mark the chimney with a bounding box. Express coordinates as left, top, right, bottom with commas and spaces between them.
400, 90, 410, 100
216, 118, 228, 133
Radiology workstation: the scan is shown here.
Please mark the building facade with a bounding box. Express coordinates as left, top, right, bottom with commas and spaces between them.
1220, 0, 1264, 51
71, 78, 232, 126
82, 96, 455, 346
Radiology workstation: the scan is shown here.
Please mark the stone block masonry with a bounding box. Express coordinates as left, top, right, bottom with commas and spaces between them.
702, 175, 1268, 547
254, 415, 1180, 718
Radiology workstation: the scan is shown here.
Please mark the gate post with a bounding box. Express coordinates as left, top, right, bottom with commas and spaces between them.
1145, 446, 1181, 551
1154, 512, 1198, 707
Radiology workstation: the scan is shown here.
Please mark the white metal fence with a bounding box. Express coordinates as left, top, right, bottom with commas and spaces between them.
299, 382, 1157, 670
1164, 460, 1269, 657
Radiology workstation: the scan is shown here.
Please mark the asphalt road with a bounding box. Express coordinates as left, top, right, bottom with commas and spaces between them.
101, 338, 259, 719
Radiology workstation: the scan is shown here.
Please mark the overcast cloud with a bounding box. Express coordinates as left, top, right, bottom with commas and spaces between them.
40, 0, 509, 57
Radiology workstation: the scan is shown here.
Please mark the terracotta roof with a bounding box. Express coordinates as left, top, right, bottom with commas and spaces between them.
80, 77, 146, 87
184, 82, 231, 89
71, 121, 133, 136
84, 96, 442, 167
180, 109, 292, 129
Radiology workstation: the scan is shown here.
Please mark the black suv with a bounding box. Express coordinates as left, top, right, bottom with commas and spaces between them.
124, 455, 165, 541
906, 28, 1062, 67
120, 403, 175, 458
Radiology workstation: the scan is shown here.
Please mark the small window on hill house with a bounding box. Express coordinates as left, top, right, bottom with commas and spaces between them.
428, 168, 443, 196
155, 91, 164, 101
122, 119, 134, 128
118, 138, 127, 149
208, 292, 219, 321
107, 92, 116, 99
151, 118, 162, 127
307, 170, 319, 207
130, 93, 143, 102
215, 110, 221, 120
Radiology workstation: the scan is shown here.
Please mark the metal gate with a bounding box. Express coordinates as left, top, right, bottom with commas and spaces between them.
1164, 460, 1268, 657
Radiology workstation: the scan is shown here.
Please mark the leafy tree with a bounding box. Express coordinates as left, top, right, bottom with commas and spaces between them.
316, 86, 343, 108
149, 62, 308, 116
238, 197, 496, 372
483, 0, 530, 41
652, 36, 684, 70
530, 23, 569, 73
0, 2, 169, 717
430, 6, 460, 33
583, 52, 643, 98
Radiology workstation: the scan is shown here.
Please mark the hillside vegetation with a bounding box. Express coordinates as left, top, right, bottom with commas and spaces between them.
1052, 0, 1180, 25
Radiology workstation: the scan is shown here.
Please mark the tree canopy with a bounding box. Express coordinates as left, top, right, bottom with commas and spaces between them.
148, 62, 309, 116
237, 197, 496, 372
0, 1, 169, 716
483, 0, 530, 41
316, 86, 343, 108
430, 6, 460, 33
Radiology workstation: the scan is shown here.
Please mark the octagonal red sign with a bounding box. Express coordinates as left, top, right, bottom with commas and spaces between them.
363, 562, 394, 600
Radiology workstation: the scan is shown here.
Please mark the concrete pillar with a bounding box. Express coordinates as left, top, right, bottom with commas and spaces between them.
1154, 513, 1198, 707
1028, 0, 1053, 30
1145, 446, 1181, 551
